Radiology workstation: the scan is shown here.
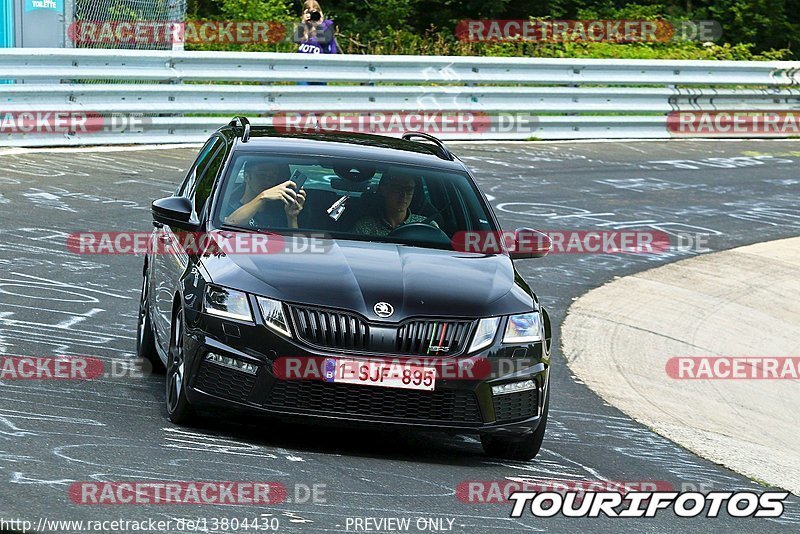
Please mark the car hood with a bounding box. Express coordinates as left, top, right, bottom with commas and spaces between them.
202, 235, 535, 321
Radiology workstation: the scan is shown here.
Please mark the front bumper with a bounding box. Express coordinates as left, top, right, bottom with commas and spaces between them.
181, 311, 550, 436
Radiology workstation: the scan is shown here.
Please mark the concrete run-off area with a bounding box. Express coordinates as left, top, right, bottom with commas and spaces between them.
563, 237, 800, 495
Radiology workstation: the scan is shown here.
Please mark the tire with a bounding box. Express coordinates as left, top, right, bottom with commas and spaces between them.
481, 385, 550, 461
166, 306, 195, 425
136, 269, 165, 374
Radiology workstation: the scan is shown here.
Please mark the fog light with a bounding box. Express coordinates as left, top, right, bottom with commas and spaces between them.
205, 352, 257, 375
492, 379, 536, 396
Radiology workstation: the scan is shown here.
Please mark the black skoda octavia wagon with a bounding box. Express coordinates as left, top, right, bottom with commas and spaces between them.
137, 117, 553, 460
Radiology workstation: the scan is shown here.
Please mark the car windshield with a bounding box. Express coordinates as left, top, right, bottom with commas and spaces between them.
211, 153, 498, 249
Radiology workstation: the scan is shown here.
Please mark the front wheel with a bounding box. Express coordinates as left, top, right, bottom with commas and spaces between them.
166, 307, 195, 425
481, 385, 550, 461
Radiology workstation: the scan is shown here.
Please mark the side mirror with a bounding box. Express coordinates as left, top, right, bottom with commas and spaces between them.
151, 196, 199, 231
509, 228, 551, 260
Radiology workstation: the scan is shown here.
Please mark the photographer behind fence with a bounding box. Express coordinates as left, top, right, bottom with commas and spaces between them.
293, 0, 339, 80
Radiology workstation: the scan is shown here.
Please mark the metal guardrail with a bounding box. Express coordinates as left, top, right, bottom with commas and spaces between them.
3, 85, 800, 114
1, 48, 799, 145
4, 49, 800, 84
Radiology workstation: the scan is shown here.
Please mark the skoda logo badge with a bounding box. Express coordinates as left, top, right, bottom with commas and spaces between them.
374, 302, 394, 318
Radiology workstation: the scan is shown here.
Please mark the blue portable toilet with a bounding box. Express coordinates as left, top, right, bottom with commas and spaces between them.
0, 0, 12, 83
15, 0, 65, 47
0, 0, 13, 48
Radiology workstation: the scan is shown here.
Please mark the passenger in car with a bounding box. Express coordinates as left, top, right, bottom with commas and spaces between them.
225, 161, 306, 229
350, 171, 438, 236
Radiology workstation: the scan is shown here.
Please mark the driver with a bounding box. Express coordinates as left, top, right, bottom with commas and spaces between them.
225, 160, 306, 229
351, 171, 438, 236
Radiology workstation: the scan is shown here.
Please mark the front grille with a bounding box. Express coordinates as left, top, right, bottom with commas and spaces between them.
290, 305, 369, 350
288, 304, 474, 356
267, 380, 483, 424
493, 389, 539, 422
195, 361, 257, 403
396, 320, 472, 355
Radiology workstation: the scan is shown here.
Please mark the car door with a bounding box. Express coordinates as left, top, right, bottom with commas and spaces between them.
151, 137, 225, 346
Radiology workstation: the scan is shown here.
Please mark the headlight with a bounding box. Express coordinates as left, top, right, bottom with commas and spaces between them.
256, 296, 291, 337
468, 317, 501, 353
503, 312, 543, 343
204, 285, 253, 322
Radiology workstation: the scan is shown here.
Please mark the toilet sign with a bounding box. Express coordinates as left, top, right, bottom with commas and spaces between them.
26, 0, 62, 12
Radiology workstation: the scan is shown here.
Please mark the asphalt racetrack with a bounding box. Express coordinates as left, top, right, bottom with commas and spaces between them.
0, 139, 799, 532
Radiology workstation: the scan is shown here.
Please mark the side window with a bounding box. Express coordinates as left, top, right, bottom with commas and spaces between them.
193, 145, 226, 217
178, 137, 222, 197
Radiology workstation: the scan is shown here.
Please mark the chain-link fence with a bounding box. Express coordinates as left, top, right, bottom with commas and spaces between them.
66, 0, 187, 50
63, 1, 188, 87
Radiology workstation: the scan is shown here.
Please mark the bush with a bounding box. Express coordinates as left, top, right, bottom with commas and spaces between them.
184, 1, 791, 60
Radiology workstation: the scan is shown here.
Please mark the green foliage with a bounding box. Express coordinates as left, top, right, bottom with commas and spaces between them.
325, 0, 424, 33
577, 2, 667, 19
107, 4, 141, 21
409, 0, 513, 30
185, 0, 293, 52
185, 0, 796, 59
217, 0, 291, 20
705, 0, 795, 52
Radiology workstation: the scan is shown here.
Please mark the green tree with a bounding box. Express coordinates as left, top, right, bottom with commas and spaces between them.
704, 0, 796, 53
218, 0, 292, 20
319, 0, 423, 34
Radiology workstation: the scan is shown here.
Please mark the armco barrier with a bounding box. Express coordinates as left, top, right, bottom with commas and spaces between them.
1, 48, 799, 145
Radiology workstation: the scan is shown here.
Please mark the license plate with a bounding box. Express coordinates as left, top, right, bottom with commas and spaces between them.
323, 358, 436, 391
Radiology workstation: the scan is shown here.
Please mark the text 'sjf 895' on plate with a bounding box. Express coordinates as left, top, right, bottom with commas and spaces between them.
323, 358, 435, 391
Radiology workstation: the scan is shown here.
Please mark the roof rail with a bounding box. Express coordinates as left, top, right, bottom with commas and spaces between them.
401, 131, 454, 161
228, 116, 251, 143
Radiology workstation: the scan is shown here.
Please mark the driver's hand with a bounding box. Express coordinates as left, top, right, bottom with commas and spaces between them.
257, 181, 297, 205
284, 189, 306, 219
